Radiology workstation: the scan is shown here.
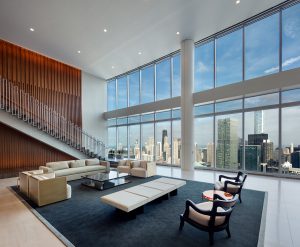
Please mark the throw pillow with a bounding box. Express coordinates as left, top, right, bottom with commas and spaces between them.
85, 158, 100, 166
69, 160, 85, 168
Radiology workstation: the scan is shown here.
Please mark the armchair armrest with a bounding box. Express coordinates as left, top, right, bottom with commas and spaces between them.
39, 166, 53, 174
146, 162, 156, 177
219, 175, 237, 182
100, 161, 110, 172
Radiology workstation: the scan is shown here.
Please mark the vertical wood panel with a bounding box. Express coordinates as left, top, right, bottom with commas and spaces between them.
0, 39, 82, 176
0, 123, 76, 177
0, 39, 82, 126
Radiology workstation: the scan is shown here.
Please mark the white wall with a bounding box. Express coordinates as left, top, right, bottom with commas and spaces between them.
82, 72, 107, 143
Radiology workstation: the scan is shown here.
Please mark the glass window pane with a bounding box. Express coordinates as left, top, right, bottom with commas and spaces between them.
282, 88, 300, 103
141, 113, 154, 122
245, 14, 279, 80
215, 99, 242, 112
107, 118, 116, 127
128, 115, 140, 124
155, 122, 171, 164
129, 71, 140, 106
117, 117, 127, 125
129, 125, 140, 159
282, 106, 300, 174
156, 59, 171, 101
117, 126, 128, 158
216, 29, 243, 87
244, 109, 279, 173
117, 76, 127, 109
156, 110, 171, 120
141, 123, 155, 161
245, 93, 279, 108
107, 80, 116, 111
172, 54, 181, 97
107, 127, 116, 153
141, 66, 154, 104
282, 3, 300, 71
194, 117, 214, 168
195, 41, 214, 92
216, 113, 242, 170
194, 104, 214, 116
172, 108, 181, 119
172, 120, 181, 166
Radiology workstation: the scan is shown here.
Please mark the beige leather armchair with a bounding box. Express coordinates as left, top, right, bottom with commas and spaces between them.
28, 174, 71, 206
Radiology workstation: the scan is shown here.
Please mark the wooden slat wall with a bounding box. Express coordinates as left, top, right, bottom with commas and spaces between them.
0, 122, 76, 175
0, 39, 82, 126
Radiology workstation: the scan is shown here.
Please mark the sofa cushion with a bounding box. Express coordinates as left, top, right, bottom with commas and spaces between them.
86, 158, 100, 166
46, 161, 69, 171
131, 161, 140, 168
69, 160, 86, 168
55, 165, 106, 177
118, 160, 128, 166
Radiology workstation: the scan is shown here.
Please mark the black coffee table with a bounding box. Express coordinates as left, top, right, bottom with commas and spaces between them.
81, 170, 131, 190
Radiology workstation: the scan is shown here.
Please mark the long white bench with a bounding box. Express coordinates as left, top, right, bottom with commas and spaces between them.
100, 177, 186, 214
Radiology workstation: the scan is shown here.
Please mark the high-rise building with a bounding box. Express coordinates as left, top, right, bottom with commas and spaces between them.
262, 139, 274, 164
244, 145, 261, 171
248, 133, 268, 146
254, 111, 264, 134
173, 137, 181, 166
216, 118, 239, 169
162, 129, 168, 161
207, 143, 214, 166
291, 151, 300, 168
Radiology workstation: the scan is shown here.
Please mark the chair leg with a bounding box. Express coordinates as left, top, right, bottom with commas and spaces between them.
239, 192, 242, 203
226, 225, 231, 238
209, 231, 214, 245
179, 215, 184, 230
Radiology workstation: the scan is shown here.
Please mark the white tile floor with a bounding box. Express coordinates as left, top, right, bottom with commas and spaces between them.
156, 166, 299, 247
0, 168, 298, 247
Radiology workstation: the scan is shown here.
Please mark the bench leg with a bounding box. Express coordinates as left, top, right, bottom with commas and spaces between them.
170, 189, 178, 196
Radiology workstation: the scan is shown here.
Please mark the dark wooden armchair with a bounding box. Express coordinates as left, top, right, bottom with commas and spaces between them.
214, 171, 247, 203
179, 194, 238, 245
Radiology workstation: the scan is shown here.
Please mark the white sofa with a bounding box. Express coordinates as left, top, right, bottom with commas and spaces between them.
117, 160, 156, 178
39, 158, 110, 181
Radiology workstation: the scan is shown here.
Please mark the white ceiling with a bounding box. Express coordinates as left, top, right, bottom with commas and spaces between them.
0, 0, 285, 80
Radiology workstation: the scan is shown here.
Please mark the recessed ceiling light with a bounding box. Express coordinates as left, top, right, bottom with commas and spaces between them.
138, 52, 142, 55
111, 66, 115, 69
176, 31, 180, 35
104, 28, 108, 32
236, 0, 240, 4
29, 27, 35, 32
77, 50, 81, 54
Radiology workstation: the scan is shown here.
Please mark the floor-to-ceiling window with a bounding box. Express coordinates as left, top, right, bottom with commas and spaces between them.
106, 1, 300, 178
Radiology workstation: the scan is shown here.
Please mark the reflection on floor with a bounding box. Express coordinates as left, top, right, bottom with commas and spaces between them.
0, 167, 299, 247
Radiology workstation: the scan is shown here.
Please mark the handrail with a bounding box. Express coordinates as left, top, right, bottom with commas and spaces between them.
0, 76, 105, 159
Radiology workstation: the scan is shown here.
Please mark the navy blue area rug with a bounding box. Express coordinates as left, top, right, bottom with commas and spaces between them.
12, 176, 265, 247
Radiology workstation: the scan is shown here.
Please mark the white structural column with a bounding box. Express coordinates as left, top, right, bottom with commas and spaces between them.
181, 39, 194, 171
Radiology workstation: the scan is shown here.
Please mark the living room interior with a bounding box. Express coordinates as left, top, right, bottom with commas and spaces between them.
0, 0, 300, 246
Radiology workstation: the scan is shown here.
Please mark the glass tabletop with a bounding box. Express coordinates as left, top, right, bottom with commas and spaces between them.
82, 170, 127, 182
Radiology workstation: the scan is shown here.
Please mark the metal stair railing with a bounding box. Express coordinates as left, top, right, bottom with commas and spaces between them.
0, 76, 105, 159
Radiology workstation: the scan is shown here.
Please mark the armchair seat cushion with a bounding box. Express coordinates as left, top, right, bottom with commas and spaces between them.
131, 167, 147, 178
189, 202, 225, 226
117, 166, 131, 174
215, 181, 240, 194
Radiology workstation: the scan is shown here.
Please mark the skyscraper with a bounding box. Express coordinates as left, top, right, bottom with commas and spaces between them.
254, 110, 263, 134
262, 139, 274, 164
162, 129, 168, 161
244, 145, 261, 171
216, 118, 239, 169
291, 151, 300, 168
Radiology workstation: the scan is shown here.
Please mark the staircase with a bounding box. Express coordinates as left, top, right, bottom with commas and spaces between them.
0, 76, 105, 159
